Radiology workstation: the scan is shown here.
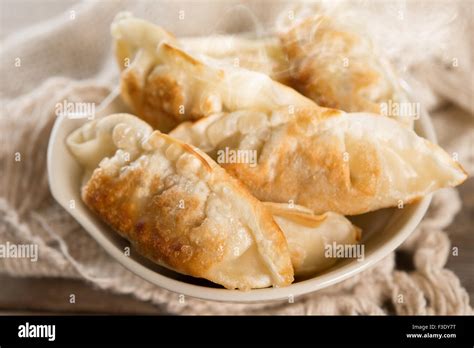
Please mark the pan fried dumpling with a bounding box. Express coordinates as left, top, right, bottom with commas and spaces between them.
67, 114, 360, 282
170, 107, 467, 215
280, 15, 414, 127
111, 13, 314, 132
180, 19, 412, 128
67, 114, 294, 290
265, 203, 361, 277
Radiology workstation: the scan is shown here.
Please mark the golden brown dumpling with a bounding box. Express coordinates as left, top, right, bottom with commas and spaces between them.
111, 13, 313, 132
67, 114, 294, 290
280, 15, 414, 127
179, 16, 413, 127
171, 106, 467, 215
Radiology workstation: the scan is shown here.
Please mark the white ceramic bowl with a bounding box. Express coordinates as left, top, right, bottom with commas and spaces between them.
47, 96, 434, 303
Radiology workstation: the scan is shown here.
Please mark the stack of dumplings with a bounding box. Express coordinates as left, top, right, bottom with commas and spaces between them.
66, 12, 467, 290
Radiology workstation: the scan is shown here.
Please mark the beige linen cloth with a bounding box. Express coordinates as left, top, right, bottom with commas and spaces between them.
0, 0, 473, 314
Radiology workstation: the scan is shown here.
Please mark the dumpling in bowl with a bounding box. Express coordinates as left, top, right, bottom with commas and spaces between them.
111, 12, 313, 132
280, 15, 414, 127
265, 202, 361, 277
67, 114, 294, 290
171, 106, 467, 215
179, 15, 412, 127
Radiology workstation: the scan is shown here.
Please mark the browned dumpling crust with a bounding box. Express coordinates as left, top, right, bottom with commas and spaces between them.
280, 16, 414, 127
68, 114, 294, 290
179, 16, 414, 128
111, 13, 314, 132
171, 106, 467, 215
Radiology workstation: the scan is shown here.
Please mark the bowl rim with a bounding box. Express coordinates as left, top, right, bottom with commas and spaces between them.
47, 102, 435, 303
